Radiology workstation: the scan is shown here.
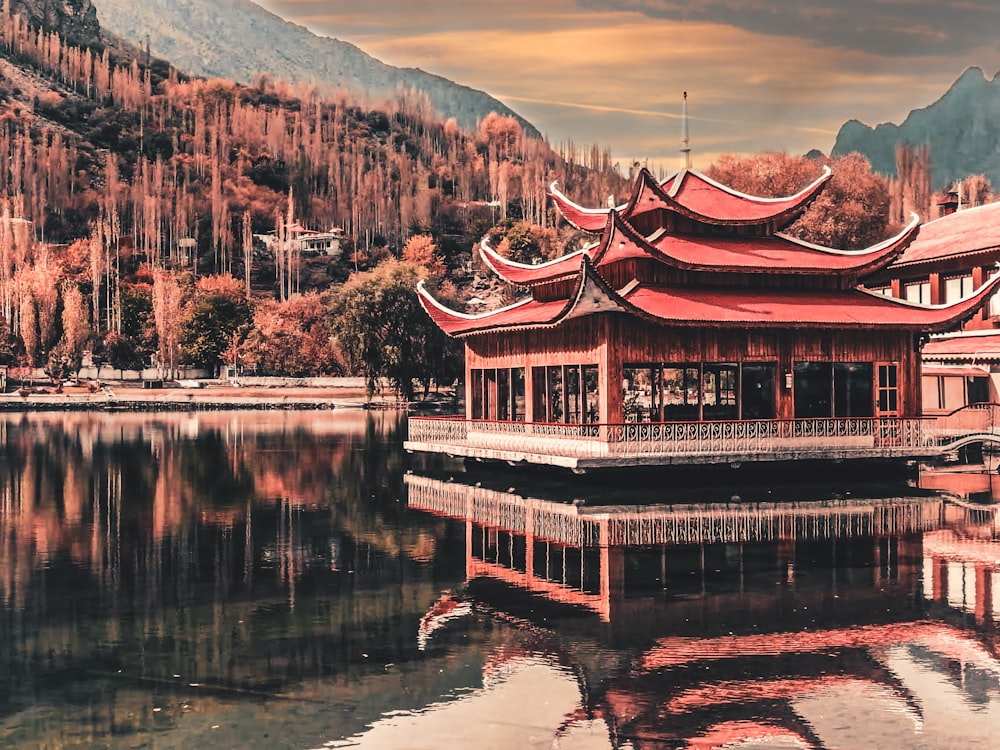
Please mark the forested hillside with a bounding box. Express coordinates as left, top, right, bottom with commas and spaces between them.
0, 1, 628, 391
89, 0, 539, 137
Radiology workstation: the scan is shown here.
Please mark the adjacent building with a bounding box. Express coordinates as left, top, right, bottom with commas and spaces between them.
865, 200, 1000, 413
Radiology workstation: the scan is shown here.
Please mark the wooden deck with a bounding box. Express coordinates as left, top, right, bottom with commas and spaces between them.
405, 404, 1000, 470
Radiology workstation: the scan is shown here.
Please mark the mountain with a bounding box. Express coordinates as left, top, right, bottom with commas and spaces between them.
832, 67, 1000, 189
6, 0, 101, 47
87, 0, 539, 137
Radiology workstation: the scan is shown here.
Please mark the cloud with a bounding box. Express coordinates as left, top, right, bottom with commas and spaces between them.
576, 0, 1000, 56
253, 0, 1000, 165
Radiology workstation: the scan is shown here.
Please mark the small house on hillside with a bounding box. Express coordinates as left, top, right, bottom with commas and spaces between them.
255, 224, 344, 258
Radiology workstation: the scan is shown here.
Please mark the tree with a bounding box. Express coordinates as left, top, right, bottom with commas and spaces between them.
401, 234, 446, 277
327, 260, 460, 400
961, 174, 993, 207
152, 269, 186, 379
242, 293, 343, 376
44, 341, 79, 386
103, 331, 146, 378
705, 151, 891, 249
491, 220, 558, 264
179, 274, 253, 373
59, 282, 90, 378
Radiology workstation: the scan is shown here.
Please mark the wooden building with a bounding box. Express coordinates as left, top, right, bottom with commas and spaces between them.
408, 166, 1000, 469
865, 201, 1000, 412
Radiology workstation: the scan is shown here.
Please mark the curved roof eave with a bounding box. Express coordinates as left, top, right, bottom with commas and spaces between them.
478, 236, 593, 287
774, 212, 922, 277
595, 211, 918, 279
678, 164, 833, 205
649, 165, 833, 227
416, 258, 637, 338
550, 166, 834, 233
857, 269, 1000, 332
548, 180, 618, 232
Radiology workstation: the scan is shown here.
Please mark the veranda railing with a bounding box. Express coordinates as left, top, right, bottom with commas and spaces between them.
406, 415, 937, 458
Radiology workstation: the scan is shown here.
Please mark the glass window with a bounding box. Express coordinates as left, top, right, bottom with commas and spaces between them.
877, 363, 899, 415
547, 366, 564, 423
532, 367, 548, 421
833, 363, 873, 417
471, 369, 485, 419
703, 363, 739, 420
583, 366, 600, 422
662, 365, 700, 421
904, 280, 931, 304
623, 365, 659, 422
944, 275, 974, 303
989, 291, 1000, 317
497, 368, 511, 420
794, 362, 833, 418
566, 366, 581, 423
512, 368, 525, 421
741, 363, 775, 419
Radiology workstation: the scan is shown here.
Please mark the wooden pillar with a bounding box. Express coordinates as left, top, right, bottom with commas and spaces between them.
602, 319, 621, 426
464, 344, 473, 419
974, 266, 988, 321
525, 359, 537, 423
929, 272, 942, 305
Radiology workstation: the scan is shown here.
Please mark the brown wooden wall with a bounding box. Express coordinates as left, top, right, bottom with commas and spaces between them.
464, 314, 923, 421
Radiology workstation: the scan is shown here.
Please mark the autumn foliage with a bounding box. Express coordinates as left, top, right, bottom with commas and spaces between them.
706, 151, 892, 249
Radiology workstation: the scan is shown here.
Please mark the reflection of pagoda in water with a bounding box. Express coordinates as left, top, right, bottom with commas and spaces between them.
406, 473, 940, 625
920, 493, 1000, 626
406, 473, 1000, 749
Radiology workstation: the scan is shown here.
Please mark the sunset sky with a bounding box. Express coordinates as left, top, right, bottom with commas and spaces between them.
254, 0, 1000, 170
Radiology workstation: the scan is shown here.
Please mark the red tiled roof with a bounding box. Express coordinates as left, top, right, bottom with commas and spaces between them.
548, 184, 614, 232
419, 269, 1000, 337
923, 331, 1000, 362
416, 257, 633, 337
478, 239, 588, 287
621, 276, 1000, 331
480, 211, 918, 287
646, 215, 917, 276
549, 166, 831, 231
663, 168, 830, 226
891, 201, 1000, 268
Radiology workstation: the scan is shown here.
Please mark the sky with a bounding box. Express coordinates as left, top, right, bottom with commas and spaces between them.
254, 0, 1000, 171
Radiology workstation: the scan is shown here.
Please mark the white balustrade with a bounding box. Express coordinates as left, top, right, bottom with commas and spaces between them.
407, 415, 937, 460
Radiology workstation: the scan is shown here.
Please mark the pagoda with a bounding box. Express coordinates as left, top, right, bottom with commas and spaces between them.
408, 132, 1000, 470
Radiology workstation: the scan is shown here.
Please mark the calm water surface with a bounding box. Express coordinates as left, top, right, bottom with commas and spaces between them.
1, 411, 999, 749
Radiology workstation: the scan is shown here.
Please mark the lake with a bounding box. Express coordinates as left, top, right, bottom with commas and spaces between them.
1, 410, 999, 749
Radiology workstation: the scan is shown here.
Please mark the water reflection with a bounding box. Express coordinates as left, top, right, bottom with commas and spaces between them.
403, 468, 1000, 749
1, 412, 1000, 748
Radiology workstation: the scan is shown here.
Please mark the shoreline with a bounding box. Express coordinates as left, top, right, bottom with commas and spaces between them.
0, 384, 420, 412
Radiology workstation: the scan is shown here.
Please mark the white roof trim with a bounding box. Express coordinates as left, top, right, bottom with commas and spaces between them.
775, 212, 920, 256
416, 279, 533, 321
673, 165, 832, 204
